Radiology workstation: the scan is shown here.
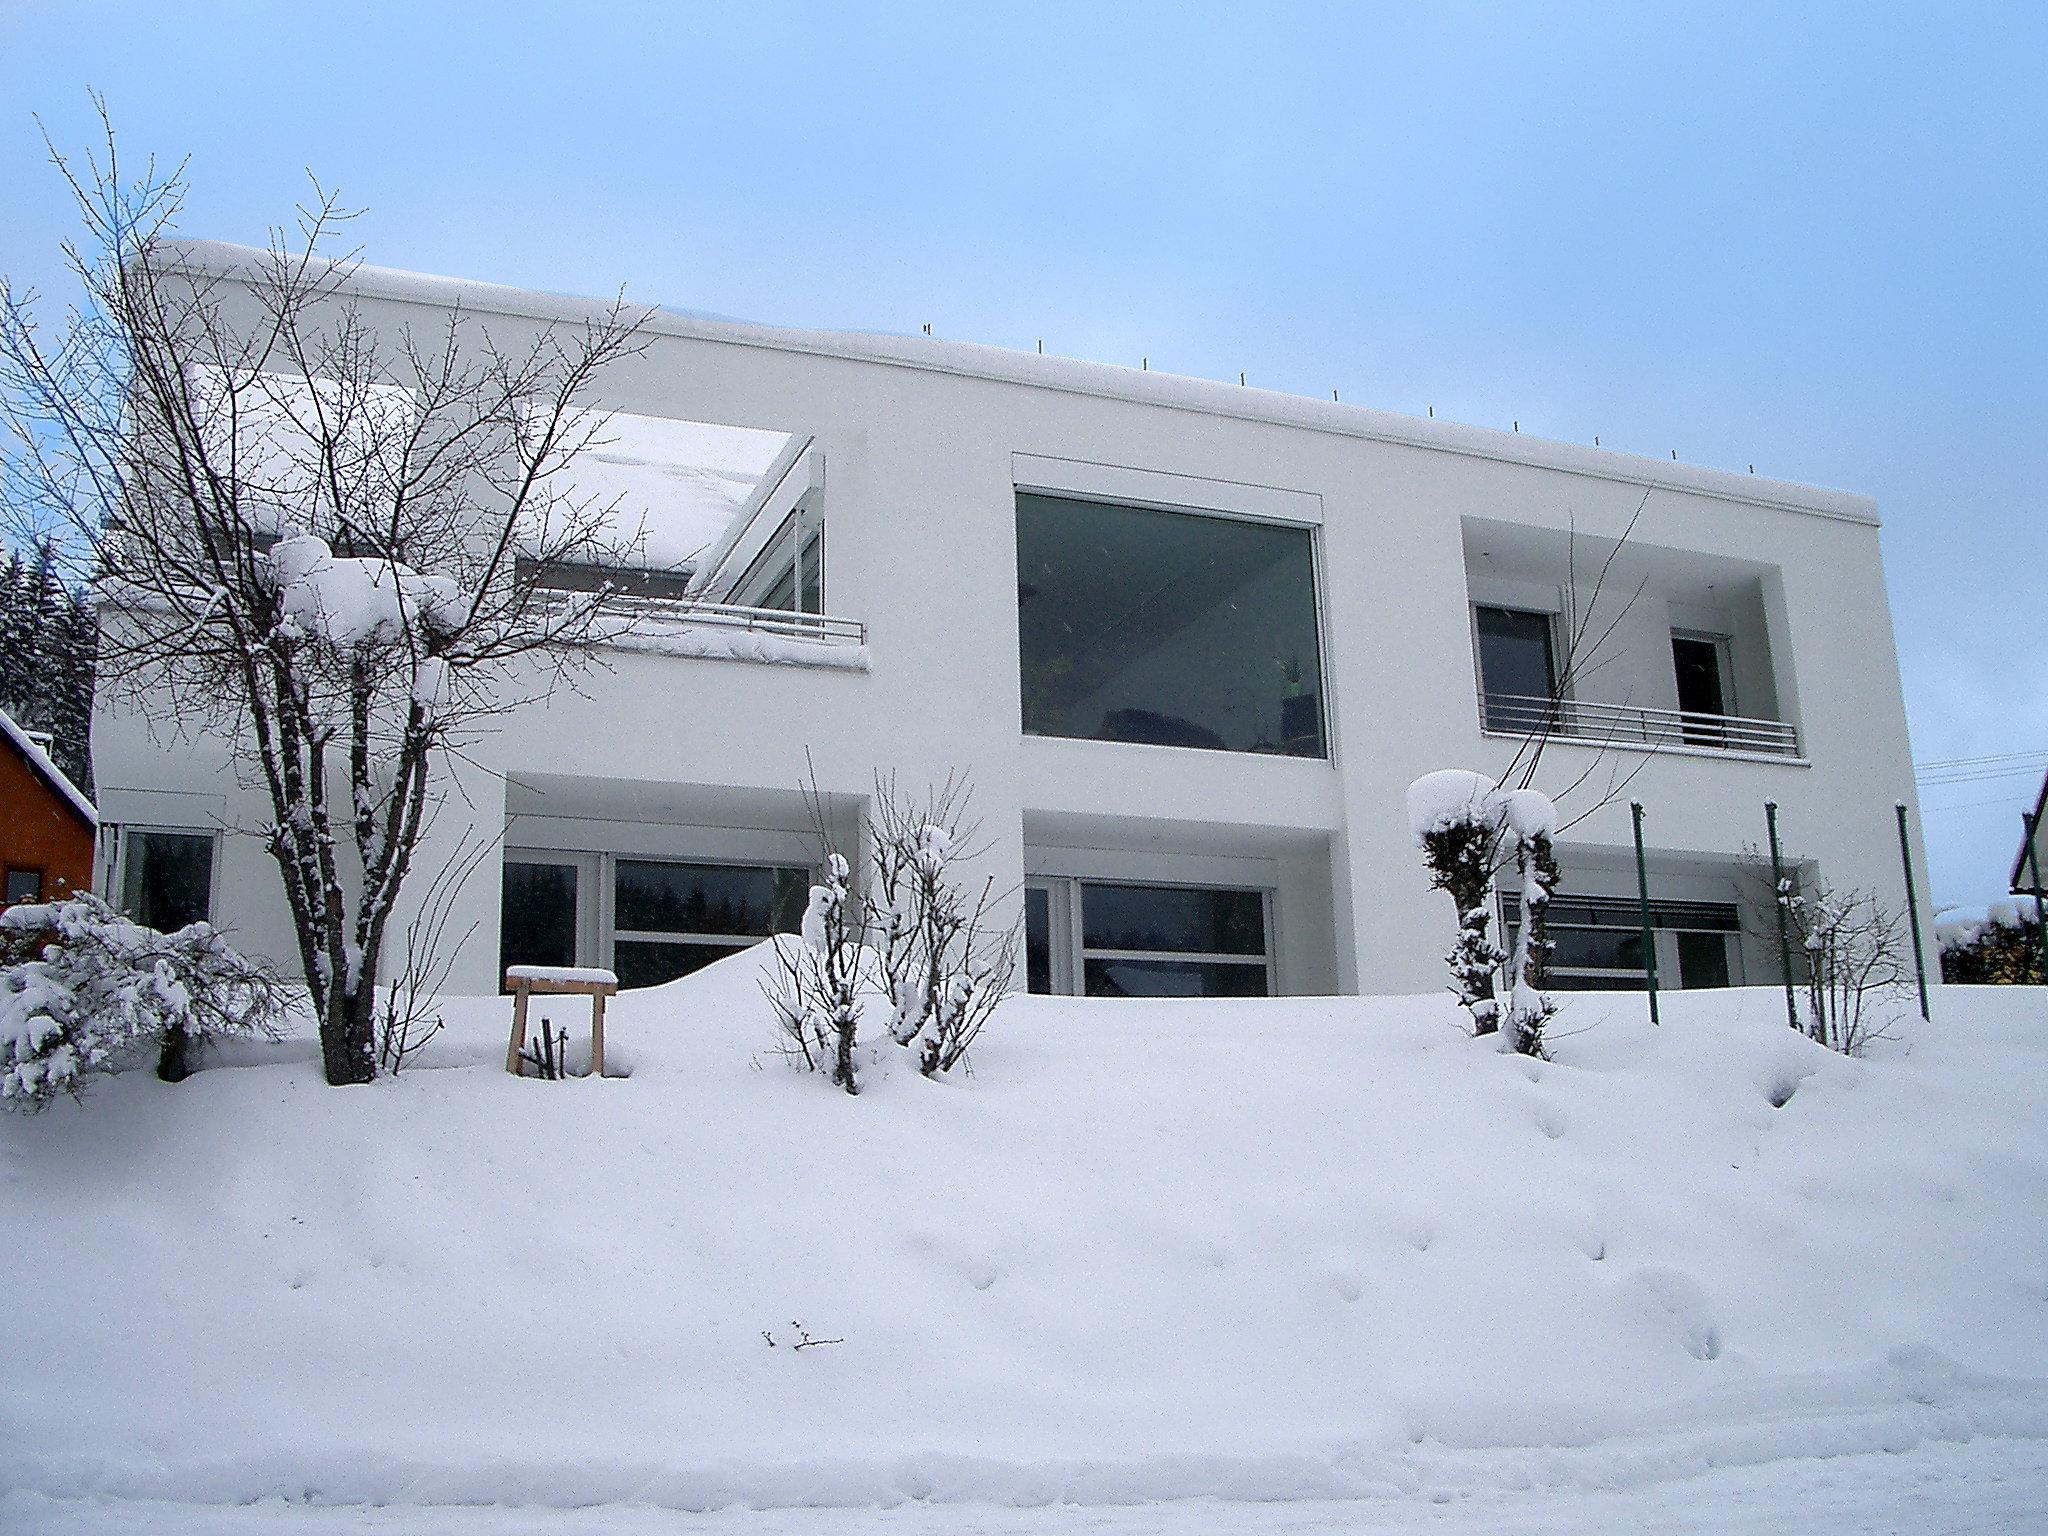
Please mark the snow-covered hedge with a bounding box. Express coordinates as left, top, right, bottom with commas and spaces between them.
0, 894, 288, 1109
1938, 895, 2043, 985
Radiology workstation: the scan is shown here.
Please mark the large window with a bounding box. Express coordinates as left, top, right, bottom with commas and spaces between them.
1016, 493, 1325, 757
1026, 878, 1274, 998
1502, 894, 1740, 991
1475, 606, 1558, 732
501, 859, 581, 980
119, 830, 215, 932
611, 860, 807, 989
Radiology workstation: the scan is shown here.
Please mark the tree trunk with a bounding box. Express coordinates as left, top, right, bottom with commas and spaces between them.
155, 1020, 192, 1083
320, 981, 378, 1085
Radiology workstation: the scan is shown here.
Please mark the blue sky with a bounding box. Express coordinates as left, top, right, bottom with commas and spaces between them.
3, 1, 2042, 908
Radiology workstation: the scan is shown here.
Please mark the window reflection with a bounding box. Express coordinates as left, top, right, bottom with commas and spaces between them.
1016, 494, 1325, 756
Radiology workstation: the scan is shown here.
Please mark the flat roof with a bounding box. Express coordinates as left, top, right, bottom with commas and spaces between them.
161, 240, 1879, 527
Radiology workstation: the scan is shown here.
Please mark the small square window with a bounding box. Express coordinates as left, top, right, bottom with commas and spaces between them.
120, 831, 216, 932
3, 868, 43, 906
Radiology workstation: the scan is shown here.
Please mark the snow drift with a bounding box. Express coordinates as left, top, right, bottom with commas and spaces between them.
2, 959, 2045, 1517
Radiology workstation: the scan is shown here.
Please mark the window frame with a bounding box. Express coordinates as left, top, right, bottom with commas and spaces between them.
3, 866, 45, 906
111, 825, 221, 931
1012, 488, 1334, 762
1471, 603, 1564, 729
606, 855, 811, 982
1500, 892, 1743, 992
1028, 875, 1276, 997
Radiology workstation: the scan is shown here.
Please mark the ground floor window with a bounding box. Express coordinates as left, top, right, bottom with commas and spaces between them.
500, 851, 809, 990
118, 829, 216, 932
612, 859, 807, 988
3, 867, 44, 906
1026, 877, 1273, 998
1501, 893, 1741, 990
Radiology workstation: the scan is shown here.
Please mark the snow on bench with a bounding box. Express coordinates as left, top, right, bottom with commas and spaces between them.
504, 965, 620, 987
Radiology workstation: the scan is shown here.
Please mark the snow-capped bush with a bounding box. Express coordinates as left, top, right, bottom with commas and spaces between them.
1938, 895, 2043, 986
0, 894, 289, 1109
1406, 772, 1555, 1055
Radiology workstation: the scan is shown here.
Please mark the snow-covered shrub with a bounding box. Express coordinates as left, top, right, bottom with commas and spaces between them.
1789, 882, 1908, 1056
0, 893, 288, 1109
1499, 790, 1559, 1060
870, 776, 1016, 1077
1406, 772, 1556, 1058
1938, 896, 2043, 985
764, 855, 867, 1094
1407, 771, 1510, 1036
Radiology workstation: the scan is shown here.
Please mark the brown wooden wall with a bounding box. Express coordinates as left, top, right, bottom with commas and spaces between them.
0, 742, 95, 908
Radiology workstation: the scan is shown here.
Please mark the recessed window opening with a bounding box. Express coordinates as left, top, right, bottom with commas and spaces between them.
1501, 893, 1741, 991
118, 829, 216, 931
611, 859, 807, 989
1016, 493, 1326, 757
1475, 605, 1559, 733
1026, 877, 1274, 997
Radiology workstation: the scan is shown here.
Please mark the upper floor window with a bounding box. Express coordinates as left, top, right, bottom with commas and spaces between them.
1015, 493, 1325, 757
119, 829, 216, 932
1474, 605, 1559, 732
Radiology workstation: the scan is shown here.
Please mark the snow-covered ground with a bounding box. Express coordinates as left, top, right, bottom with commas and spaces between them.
2, 956, 2044, 1531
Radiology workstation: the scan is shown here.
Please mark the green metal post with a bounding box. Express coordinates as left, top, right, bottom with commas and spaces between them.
1894, 801, 1930, 1021
1765, 800, 1800, 1032
2026, 812, 2048, 989
1631, 800, 1660, 1024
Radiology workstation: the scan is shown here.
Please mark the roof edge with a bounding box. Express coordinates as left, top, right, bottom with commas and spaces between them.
0, 707, 97, 829
158, 239, 1881, 527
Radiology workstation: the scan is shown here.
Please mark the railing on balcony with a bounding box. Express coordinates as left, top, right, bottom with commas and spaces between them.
539, 587, 866, 647
1480, 691, 1800, 757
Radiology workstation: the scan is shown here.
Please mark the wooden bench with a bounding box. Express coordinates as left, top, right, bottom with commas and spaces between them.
504, 967, 619, 1078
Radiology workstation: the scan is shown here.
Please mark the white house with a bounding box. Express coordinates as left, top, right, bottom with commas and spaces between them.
91, 242, 1935, 1002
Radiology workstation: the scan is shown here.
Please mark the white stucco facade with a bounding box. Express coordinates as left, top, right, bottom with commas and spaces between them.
90, 243, 1936, 1002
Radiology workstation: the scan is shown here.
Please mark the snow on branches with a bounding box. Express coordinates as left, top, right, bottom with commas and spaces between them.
1406, 771, 1557, 1057
0, 893, 288, 1109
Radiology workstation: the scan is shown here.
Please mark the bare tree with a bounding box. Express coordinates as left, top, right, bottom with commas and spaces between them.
763, 852, 865, 1094
868, 773, 1016, 1076
0, 110, 647, 1084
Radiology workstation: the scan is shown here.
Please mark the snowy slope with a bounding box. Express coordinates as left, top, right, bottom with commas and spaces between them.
2, 960, 2045, 1519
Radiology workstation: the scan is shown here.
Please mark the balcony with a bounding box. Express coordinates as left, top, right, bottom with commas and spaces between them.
1480, 691, 1801, 759
539, 589, 869, 669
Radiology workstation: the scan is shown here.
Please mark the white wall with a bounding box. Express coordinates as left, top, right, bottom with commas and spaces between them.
91, 247, 1935, 1000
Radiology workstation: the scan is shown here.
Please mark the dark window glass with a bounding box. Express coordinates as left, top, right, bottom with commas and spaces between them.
1677, 930, 1732, 989
1016, 493, 1325, 757
1084, 957, 1270, 998
4, 868, 43, 905
1476, 607, 1557, 730
1024, 886, 1053, 994
613, 938, 749, 990
120, 831, 214, 931
501, 862, 578, 979
799, 530, 822, 614
1672, 637, 1728, 716
614, 861, 806, 938
1081, 884, 1266, 956
1549, 927, 1645, 972
1549, 973, 1645, 992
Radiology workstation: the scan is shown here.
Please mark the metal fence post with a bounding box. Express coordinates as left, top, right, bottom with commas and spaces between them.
1766, 800, 1800, 1031
1631, 800, 1660, 1025
1894, 802, 1931, 1021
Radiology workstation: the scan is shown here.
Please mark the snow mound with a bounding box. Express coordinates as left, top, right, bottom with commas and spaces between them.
3, 965, 2046, 1516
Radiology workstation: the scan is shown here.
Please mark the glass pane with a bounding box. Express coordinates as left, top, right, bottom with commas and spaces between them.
615, 861, 806, 937
1677, 930, 1732, 989
1477, 607, 1557, 722
1084, 957, 1269, 998
1551, 972, 1645, 991
501, 862, 578, 977
1024, 886, 1053, 994
1672, 637, 1727, 716
1082, 883, 1266, 956
121, 831, 214, 932
799, 530, 822, 614
613, 938, 748, 990
1016, 493, 1324, 757
4, 869, 43, 905
1549, 926, 1645, 972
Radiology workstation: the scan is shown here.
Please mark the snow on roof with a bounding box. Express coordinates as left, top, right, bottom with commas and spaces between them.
158, 241, 1879, 527
0, 708, 95, 828
552, 412, 794, 572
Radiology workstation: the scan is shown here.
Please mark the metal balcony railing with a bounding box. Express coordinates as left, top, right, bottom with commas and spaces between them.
540, 588, 866, 647
1480, 691, 1800, 757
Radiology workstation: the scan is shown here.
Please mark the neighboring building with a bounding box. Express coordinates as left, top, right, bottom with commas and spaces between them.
90, 242, 1937, 999
2012, 771, 2048, 896
0, 707, 95, 909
